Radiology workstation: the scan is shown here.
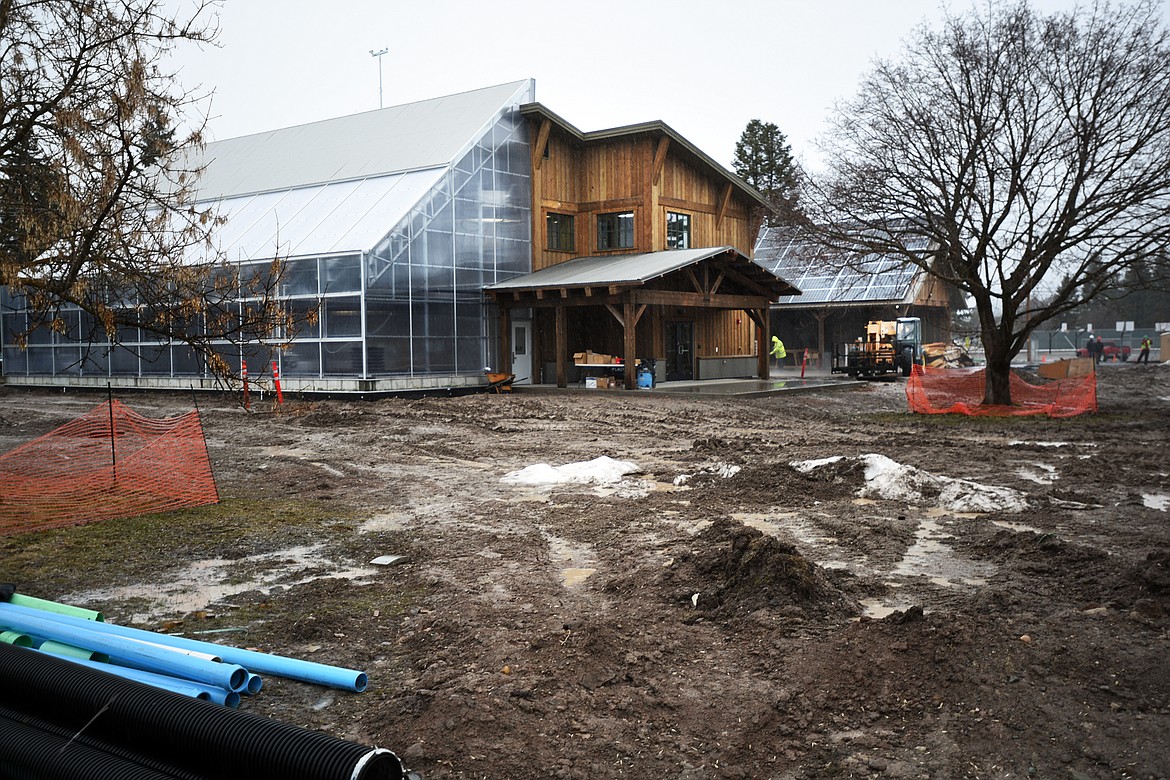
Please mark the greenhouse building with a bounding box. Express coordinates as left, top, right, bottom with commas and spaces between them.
2, 78, 792, 394
2, 80, 536, 394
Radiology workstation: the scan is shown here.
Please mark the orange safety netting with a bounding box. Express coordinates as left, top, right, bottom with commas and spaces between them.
0, 400, 219, 536
905, 365, 1097, 417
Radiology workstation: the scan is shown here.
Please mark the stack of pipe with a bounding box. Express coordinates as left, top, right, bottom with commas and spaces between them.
0, 597, 368, 706
0, 593, 405, 779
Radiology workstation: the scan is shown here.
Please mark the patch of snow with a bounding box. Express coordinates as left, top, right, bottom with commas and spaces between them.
673, 461, 741, 486
1008, 441, 1070, 448
501, 455, 640, 487
1143, 493, 1169, 511
792, 453, 1028, 513
791, 455, 844, 473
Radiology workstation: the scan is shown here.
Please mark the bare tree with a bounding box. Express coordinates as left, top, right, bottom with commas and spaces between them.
807, 0, 1170, 405
0, 0, 291, 379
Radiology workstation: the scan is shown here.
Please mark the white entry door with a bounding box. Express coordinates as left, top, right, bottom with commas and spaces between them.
511, 322, 532, 384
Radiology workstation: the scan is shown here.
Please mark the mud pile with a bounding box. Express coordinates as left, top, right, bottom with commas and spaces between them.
660, 517, 858, 619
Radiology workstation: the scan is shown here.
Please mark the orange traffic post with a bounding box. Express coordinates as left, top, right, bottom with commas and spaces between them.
271, 361, 284, 404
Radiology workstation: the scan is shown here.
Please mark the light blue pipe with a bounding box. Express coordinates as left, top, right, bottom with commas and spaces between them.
243, 672, 264, 695
0, 602, 367, 692
36, 647, 240, 708
0, 607, 248, 693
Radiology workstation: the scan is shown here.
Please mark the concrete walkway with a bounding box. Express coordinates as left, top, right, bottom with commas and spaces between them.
516, 366, 868, 398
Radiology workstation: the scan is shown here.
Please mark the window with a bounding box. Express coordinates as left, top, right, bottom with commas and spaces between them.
546, 212, 575, 252
597, 211, 634, 250
666, 212, 691, 249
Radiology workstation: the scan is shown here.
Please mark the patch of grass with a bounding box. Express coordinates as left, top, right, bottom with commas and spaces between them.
0, 497, 362, 598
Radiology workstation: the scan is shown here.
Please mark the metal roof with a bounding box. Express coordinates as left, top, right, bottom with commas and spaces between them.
209, 167, 445, 263
753, 225, 932, 308
191, 80, 532, 201
485, 246, 799, 297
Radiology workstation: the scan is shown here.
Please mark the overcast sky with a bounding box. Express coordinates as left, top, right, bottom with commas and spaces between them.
173, 0, 1170, 171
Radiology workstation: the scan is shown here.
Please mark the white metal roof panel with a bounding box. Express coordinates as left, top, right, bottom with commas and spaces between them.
192, 80, 532, 200
206, 168, 445, 262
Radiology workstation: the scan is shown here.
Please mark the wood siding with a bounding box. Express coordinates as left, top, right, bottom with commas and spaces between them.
531, 120, 761, 271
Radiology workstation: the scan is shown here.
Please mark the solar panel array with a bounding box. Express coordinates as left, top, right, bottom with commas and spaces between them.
753, 226, 931, 307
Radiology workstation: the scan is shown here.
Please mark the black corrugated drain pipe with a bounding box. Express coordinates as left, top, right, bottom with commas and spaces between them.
0, 643, 404, 780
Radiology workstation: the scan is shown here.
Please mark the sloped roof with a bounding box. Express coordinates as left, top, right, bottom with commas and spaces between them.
194, 80, 533, 200
753, 225, 935, 308
485, 246, 799, 298
181, 80, 533, 262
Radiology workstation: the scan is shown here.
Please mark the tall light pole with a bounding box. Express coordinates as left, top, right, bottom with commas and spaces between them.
369, 48, 388, 109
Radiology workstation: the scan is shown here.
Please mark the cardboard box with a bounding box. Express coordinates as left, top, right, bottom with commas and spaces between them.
584, 377, 599, 389
573, 352, 586, 364
1037, 357, 1094, 380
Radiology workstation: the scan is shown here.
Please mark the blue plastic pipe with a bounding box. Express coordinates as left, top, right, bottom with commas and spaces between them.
0, 601, 367, 692
0, 607, 247, 692
35, 647, 240, 707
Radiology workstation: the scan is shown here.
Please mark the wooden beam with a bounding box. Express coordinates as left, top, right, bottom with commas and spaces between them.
684, 267, 704, 294
605, 303, 624, 328
533, 118, 552, 171
634, 289, 772, 309
499, 306, 512, 377
652, 135, 671, 187
757, 306, 770, 379
710, 268, 726, 296
716, 183, 733, 228
623, 297, 637, 389
555, 305, 568, 388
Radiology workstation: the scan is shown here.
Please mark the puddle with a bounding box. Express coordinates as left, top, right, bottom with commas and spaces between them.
62, 544, 379, 621
1016, 463, 1058, 484
561, 568, 597, 587
546, 534, 597, 589
891, 519, 991, 587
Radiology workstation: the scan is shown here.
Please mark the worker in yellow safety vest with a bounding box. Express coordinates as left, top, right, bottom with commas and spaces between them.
770, 336, 787, 369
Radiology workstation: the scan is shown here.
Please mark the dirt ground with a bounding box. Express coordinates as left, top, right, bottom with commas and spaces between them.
2, 362, 1169, 780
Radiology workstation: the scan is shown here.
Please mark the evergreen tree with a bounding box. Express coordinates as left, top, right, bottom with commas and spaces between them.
732, 120, 801, 220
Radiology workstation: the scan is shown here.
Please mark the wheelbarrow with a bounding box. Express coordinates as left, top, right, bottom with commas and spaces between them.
484, 371, 515, 394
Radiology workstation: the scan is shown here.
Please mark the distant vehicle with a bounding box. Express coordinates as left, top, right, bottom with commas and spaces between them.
1076, 340, 1131, 361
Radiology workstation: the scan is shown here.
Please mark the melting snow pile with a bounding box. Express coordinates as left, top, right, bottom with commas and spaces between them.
673, 462, 741, 486
501, 455, 641, 487
791, 453, 1028, 513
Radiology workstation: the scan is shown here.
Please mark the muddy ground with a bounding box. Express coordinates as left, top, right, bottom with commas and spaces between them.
2, 363, 1169, 780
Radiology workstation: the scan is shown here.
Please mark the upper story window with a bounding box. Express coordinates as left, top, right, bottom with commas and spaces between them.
597, 211, 634, 251
666, 212, 691, 249
546, 213, 575, 252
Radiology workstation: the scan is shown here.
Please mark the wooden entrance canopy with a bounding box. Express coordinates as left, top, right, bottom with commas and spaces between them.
484, 246, 800, 388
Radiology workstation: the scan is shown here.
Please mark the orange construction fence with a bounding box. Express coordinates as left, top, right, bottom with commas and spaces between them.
0, 400, 219, 537
905, 365, 1097, 417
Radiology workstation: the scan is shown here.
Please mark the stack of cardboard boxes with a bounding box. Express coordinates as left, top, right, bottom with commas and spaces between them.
574, 351, 637, 389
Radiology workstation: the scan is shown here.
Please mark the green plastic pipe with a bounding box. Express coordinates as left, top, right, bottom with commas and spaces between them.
9, 593, 104, 621
0, 630, 32, 647
36, 639, 109, 662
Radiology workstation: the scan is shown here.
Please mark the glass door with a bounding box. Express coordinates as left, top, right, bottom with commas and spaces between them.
665, 321, 694, 381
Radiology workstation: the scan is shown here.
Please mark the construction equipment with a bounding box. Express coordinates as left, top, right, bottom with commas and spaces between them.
832, 317, 922, 378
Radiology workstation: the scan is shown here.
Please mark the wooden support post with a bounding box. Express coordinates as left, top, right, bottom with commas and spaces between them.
623, 298, 637, 389
499, 306, 512, 378
555, 305, 568, 388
